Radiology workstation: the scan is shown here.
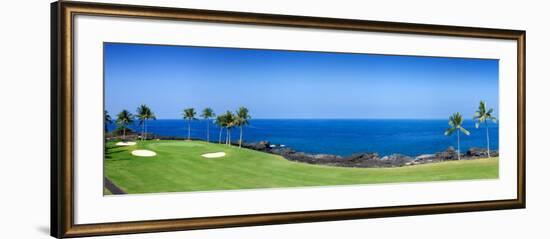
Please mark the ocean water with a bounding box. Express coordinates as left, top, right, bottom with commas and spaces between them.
108, 119, 498, 157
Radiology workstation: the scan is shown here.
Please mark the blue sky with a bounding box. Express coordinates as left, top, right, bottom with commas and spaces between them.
104, 43, 499, 119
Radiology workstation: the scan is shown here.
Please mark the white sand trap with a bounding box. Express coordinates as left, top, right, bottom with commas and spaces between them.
201, 152, 226, 158
116, 141, 136, 146
131, 150, 157, 157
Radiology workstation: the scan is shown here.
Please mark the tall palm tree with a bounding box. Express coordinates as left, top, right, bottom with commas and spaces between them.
444, 112, 470, 160
116, 110, 134, 141
137, 104, 156, 141
223, 111, 235, 146
104, 110, 112, 133
201, 107, 215, 142
473, 101, 497, 158
215, 114, 226, 144
235, 107, 251, 148
182, 108, 197, 140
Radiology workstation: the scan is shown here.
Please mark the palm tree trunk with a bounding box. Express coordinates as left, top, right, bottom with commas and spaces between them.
485, 121, 490, 157
226, 129, 230, 146
123, 127, 126, 142
457, 131, 461, 160
218, 127, 222, 144
239, 126, 243, 148
144, 119, 147, 141
206, 120, 210, 142
187, 120, 191, 140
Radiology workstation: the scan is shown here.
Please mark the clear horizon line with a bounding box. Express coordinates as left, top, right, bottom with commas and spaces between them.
146, 117, 459, 120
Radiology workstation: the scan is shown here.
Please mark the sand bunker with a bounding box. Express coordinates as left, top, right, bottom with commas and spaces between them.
201, 152, 226, 158
116, 141, 136, 146
131, 150, 157, 157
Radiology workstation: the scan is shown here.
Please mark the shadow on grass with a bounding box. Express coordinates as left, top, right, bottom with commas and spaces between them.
105, 157, 132, 161
105, 145, 131, 160
105, 153, 134, 160
106, 145, 124, 150
107, 148, 127, 154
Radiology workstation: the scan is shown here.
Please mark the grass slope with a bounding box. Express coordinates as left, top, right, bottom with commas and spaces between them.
105, 140, 498, 194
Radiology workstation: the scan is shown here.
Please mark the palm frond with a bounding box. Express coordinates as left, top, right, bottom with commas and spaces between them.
446, 112, 469, 136
444, 128, 455, 136
448, 120, 455, 127
235, 106, 251, 126
104, 111, 113, 124
458, 126, 470, 135
474, 101, 497, 125
201, 107, 215, 119
473, 111, 481, 119
116, 109, 134, 125
183, 108, 197, 120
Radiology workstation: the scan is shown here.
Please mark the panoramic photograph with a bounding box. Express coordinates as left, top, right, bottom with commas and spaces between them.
103, 42, 499, 195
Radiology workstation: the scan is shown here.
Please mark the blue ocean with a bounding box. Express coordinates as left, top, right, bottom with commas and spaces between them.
109, 119, 498, 157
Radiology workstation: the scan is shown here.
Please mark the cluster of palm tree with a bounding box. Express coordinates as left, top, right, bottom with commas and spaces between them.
445, 101, 497, 159
183, 106, 251, 148
105, 105, 250, 145
104, 104, 156, 141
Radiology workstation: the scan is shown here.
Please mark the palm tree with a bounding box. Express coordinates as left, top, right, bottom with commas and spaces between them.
215, 114, 226, 144
235, 107, 251, 148
116, 110, 134, 141
201, 107, 215, 142
104, 110, 112, 133
182, 108, 197, 140
137, 104, 156, 141
474, 101, 497, 158
444, 112, 470, 160
104, 111, 112, 151
223, 111, 235, 146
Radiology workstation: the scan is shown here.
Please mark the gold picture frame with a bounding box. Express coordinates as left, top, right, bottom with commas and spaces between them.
51, 1, 526, 237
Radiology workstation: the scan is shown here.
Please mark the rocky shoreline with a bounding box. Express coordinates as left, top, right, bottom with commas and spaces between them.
108, 134, 498, 168
242, 141, 498, 168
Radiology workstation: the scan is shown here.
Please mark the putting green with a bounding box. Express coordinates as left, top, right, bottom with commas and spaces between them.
105, 140, 498, 194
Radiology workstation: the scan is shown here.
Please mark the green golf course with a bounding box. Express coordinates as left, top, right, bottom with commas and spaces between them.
104, 140, 498, 194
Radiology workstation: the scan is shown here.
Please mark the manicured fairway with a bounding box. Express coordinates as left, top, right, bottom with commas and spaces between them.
104, 140, 498, 194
